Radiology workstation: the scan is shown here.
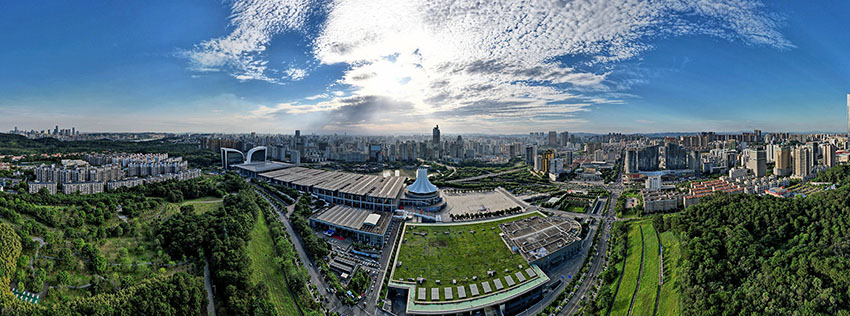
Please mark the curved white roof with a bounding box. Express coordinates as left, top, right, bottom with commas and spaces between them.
407, 166, 438, 194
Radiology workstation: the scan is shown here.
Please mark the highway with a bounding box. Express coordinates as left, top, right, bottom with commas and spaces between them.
558, 165, 624, 316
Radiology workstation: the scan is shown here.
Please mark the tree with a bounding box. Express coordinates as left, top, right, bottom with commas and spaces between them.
0, 223, 22, 281
56, 270, 71, 285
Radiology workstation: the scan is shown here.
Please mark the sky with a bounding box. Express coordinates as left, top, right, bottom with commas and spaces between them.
1, 0, 849, 135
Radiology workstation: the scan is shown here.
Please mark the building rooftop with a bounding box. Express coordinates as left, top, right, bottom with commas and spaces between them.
310, 205, 391, 235
408, 166, 439, 194
260, 166, 406, 199
499, 215, 582, 263
231, 161, 293, 173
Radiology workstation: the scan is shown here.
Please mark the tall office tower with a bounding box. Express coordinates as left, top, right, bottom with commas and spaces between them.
821, 143, 837, 167
793, 146, 811, 178
548, 131, 558, 147
559, 131, 569, 147
747, 149, 767, 177
847, 94, 850, 136
54, 125, 59, 135
432, 125, 440, 145
774, 146, 792, 176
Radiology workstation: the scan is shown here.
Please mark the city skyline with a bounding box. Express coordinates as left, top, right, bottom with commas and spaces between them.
2, 1, 850, 134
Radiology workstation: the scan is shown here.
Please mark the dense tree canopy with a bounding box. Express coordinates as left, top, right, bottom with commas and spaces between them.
673, 187, 850, 315
0, 133, 218, 168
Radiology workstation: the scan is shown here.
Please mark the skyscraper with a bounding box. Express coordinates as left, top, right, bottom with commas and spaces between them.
432, 125, 440, 145
548, 131, 557, 147
847, 94, 849, 136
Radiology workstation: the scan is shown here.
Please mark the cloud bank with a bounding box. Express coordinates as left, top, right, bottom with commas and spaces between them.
183, 0, 791, 133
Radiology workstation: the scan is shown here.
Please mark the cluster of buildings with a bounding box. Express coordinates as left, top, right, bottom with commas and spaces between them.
27, 153, 200, 195
243, 152, 444, 246
202, 127, 605, 166
8, 125, 79, 140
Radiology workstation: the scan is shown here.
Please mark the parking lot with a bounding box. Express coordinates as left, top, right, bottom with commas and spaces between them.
441, 189, 522, 216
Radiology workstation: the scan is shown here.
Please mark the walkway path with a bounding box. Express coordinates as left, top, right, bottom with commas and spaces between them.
204, 260, 217, 316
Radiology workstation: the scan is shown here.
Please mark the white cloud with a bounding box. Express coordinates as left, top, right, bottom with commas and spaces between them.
180, 0, 314, 83
285, 67, 308, 80
304, 93, 328, 100
187, 0, 791, 132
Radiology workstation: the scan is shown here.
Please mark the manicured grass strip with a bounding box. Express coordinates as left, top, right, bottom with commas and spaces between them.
247, 212, 299, 316
632, 224, 659, 316
611, 222, 643, 315
567, 205, 587, 213
657, 231, 682, 316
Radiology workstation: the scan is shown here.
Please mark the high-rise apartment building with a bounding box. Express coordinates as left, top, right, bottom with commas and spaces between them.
540, 149, 555, 173
665, 143, 688, 170
774, 146, 791, 176
793, 146, 811, 178
821, 143, 837, 167
624, 149, 638, 174
525, 145, 537, 166
638, 145, 660, 171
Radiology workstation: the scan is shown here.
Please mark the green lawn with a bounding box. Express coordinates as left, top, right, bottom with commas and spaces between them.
180, 198, 223, 215
611, 222, 643, 315
247, 212, 299, 316
566, 205, 587, 213
632, 224, 659, 316
393, 212, 539, 295
657, 231, 682, 316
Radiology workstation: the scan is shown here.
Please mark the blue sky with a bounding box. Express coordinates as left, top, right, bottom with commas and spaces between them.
1, 0, 849, 134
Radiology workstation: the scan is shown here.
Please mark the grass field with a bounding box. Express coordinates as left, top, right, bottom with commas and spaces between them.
611, 222, 643, 315
393, 212, 538, 294
99, 236, 156, 263
180, 197, 223, 215
566, 205, 587, 213
247, 212, 299, 316
632, 224, 659, 316
658, 231, 682, 316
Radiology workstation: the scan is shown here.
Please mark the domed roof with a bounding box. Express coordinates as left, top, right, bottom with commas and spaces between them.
407, 166, 438, 194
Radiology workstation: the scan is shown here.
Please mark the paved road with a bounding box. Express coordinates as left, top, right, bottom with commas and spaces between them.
446, 167, 526, 183
518, 218, 602, 316
254, 185, 349, 315
559, 161, 624, 316
365, 217, 404, 315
